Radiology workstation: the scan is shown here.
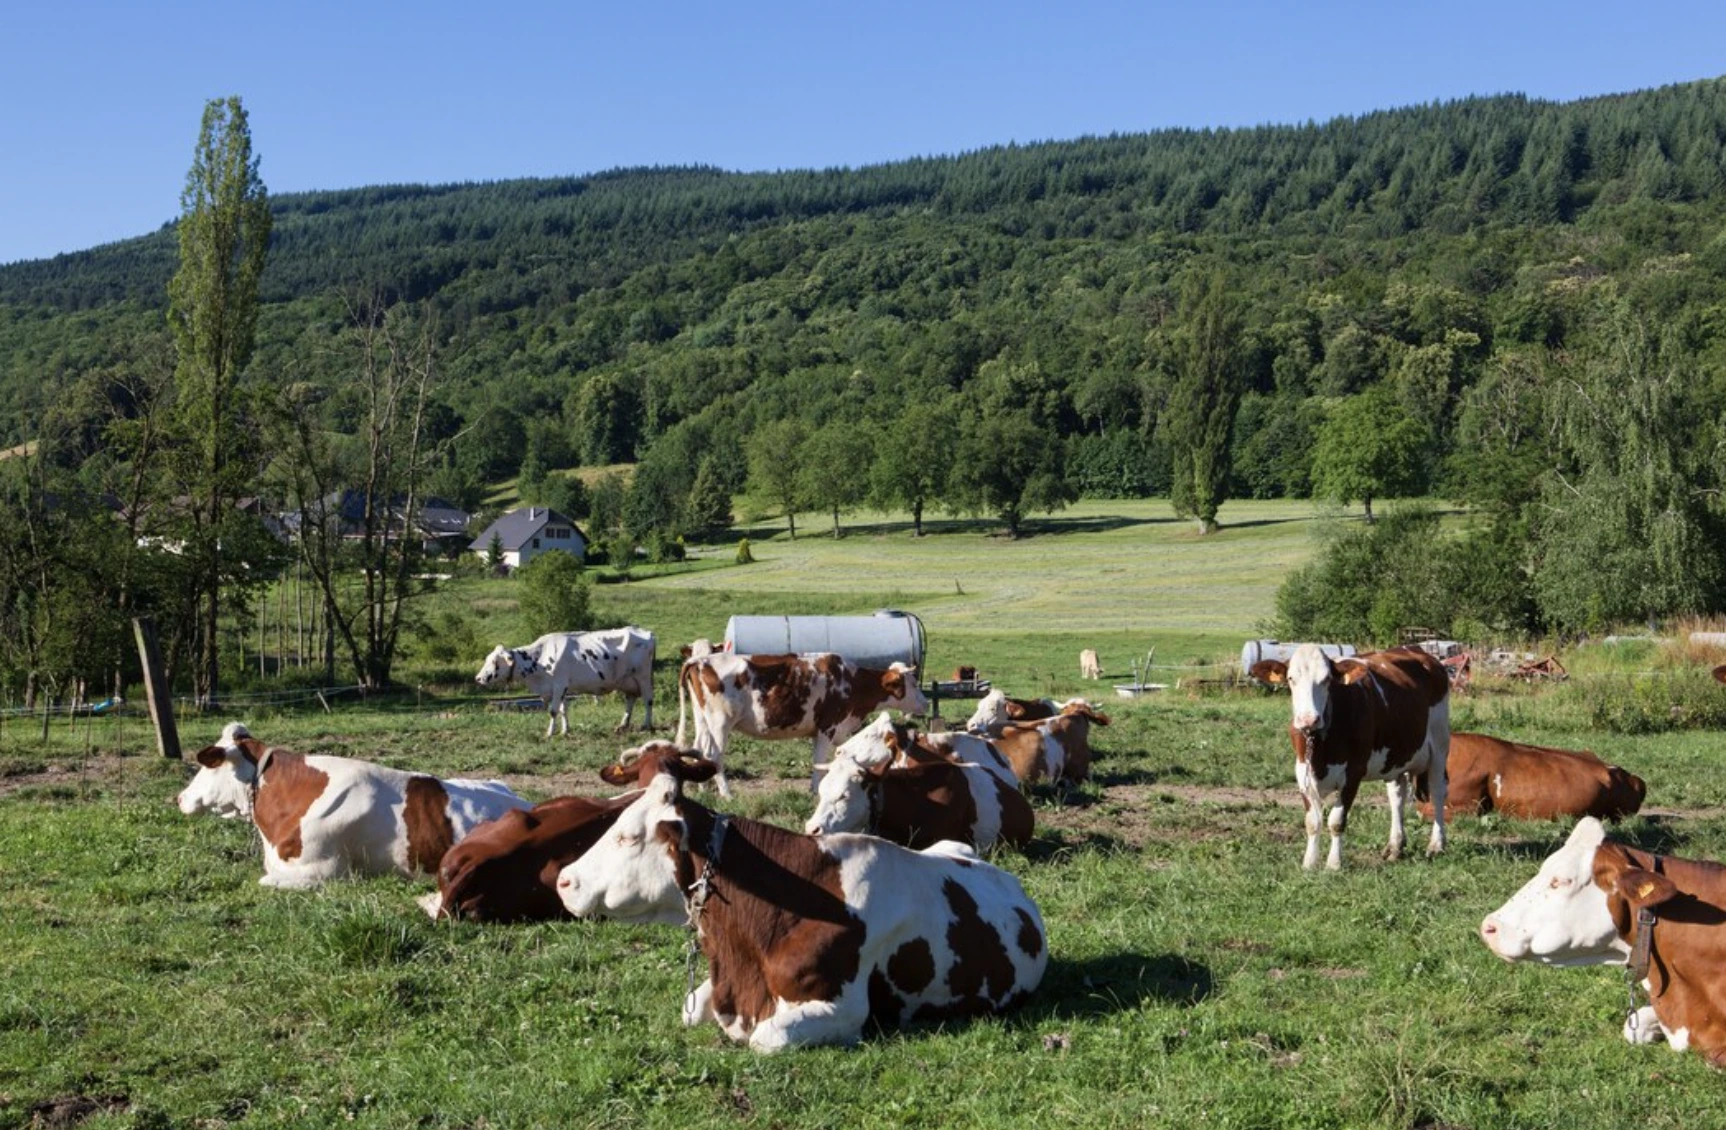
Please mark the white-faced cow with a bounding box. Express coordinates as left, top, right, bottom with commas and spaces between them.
555, 746, 1047, 1052
988, 701, 1111, 786
1252, 644, 1450, 870
476, 626, 656, 737
178, 723, 529, 889
1415, 732, 1645, 823
963, 688, 1059, 737
675, 652, 929, 797
805, 713, 1034, 852
1480, 817, 1726, 1064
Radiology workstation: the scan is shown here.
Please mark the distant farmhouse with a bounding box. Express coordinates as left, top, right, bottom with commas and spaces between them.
469, 507, 586, 570
282, 491, 473, 557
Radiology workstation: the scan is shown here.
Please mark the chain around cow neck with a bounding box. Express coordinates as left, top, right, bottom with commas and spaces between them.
1623, 853, 1664, 1034
682, 809, 730, 1007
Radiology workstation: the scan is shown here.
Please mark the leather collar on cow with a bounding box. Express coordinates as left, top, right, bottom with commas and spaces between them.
1623, 853, 1664, 1034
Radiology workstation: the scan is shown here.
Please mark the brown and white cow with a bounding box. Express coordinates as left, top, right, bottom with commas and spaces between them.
675, 652, 929, 796
963, 688, 1064, 737
1414, 732, 1645, 822
177, 723, 529, 889
555, 746, 1047, 1052
989, 701, 1111, 786
1252, 644, 1450, 870
422, 741, 710, 923
805, 713, 1034, 852
1480, 817, 1726, 1063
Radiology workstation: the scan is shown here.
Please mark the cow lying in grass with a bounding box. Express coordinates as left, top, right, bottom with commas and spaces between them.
178, 723, 528, 889
555, 745, 1047, 1051
804, 713, 1034, 852
1416, 732, 1645, 822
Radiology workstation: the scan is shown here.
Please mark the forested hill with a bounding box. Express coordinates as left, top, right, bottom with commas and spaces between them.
3, 79, 1726, 616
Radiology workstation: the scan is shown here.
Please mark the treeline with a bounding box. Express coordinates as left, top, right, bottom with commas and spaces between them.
1, 79, 1726, 697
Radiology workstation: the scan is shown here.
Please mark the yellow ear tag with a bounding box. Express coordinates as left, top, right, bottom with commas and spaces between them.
1635, 879, 1658, 900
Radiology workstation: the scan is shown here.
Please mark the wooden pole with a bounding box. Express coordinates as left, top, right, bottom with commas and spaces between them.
132, 616, 181, 759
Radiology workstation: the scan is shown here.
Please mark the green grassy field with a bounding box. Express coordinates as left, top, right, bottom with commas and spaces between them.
5, 500, 1726, 1129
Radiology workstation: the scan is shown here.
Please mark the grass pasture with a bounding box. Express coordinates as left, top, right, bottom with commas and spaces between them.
6, 500, 1726, 1128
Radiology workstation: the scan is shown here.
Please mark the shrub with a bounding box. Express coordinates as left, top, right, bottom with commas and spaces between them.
516, 551, 592, 635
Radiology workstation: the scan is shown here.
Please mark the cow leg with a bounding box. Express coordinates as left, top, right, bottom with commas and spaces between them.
1295, 760, 1325, 870
1624, 1004, 1667, 1046
750, 996, 865, 1052
683, 978, 715, 1028
1423, 704, 1450, 857
614, 694, 636, 734
543, 696, 558, 739
259, 867, 325, 890
1384, 774, 1411, 860
1325, 777, 1364, 871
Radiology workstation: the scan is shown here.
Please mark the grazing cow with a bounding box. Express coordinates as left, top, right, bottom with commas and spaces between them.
1480, 817, 1726, 1063
1080, 649, 1102, 680
1251, 644, 1450, 870
989, 702, 1112, 786
177, 723, 529, 889
476, 626, 656, 737
675, 652, 929, 797
1414, 732, 1645, 822
555, 747, 1047, 1051
805, 713, 1034, 852
963, 688, 1070, 737
422, 744, 696, 922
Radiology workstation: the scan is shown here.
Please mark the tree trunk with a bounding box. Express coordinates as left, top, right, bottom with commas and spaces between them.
912, 501, 924, 538
787, 511, 797, 540
832, 507, 842, 538
1364, 496, 1376, 523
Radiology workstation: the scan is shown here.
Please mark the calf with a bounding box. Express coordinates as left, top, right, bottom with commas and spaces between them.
1080, 649, 1102, 680
1415, 732, 1645, 822
1480, 817, 1726, 1064
990, 701, 1111, 786
423, 744, 698, 922
177, 723, 529, 889
805, 713, 1034, 852
556, 748, 1047, 1052
1252, 644, 1451, 870
675, 652, 929, 797
476, 626, 656, 737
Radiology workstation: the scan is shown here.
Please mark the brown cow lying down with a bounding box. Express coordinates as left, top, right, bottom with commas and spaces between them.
556, 746, 1047, 1051
1415, 732, 1645, 822
991, 701, 1111, 785
177, 723, 529, 889
423, 742, 709, 923
1481, 817, 1726, 1064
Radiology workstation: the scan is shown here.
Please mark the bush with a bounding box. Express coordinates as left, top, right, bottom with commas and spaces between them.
516, 551, 592, 635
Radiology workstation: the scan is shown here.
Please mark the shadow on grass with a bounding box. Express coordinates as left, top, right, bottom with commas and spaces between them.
1019, 952, 1215, 1020
1021, 829, 1132, 861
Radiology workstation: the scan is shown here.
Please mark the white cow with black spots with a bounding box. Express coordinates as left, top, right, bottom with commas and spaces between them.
476, 626, 656, 736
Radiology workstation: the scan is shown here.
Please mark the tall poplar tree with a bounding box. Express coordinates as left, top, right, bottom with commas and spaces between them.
167, 96, 271, 706
1165, 270, 1242, 534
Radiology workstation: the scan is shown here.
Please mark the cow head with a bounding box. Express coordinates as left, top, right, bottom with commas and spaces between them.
964, 689, 1011, 736
1272, 645, 1369, 739
680, 639, 716, 662
1479, 818, 1631, 966
807, 713, 903, 835
176, 721, 259, 818
557, 749, 719, 924
882, 662, 929, 716
475, 646, 517, 688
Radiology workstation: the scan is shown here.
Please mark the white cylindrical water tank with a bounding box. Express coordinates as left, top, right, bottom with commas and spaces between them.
1240, 639, 1359, 678
724, 610, 926, 672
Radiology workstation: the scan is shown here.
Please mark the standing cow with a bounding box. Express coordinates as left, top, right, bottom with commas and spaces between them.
555, 746, 1047, 1051
675, 652, 928, 796
1252, 644, 1450, 870
476, 626, 656, 736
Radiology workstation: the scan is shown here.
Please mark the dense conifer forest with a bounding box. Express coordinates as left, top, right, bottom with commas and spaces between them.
3, 78, 1726, 696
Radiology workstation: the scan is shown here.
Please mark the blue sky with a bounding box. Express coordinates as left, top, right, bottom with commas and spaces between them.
2, 0, 1722, 265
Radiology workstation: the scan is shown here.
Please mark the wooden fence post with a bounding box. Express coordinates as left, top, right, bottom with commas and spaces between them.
132, 616, 181, 759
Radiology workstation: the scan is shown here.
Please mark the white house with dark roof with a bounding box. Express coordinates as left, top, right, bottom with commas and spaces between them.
468, 507, 586, 570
